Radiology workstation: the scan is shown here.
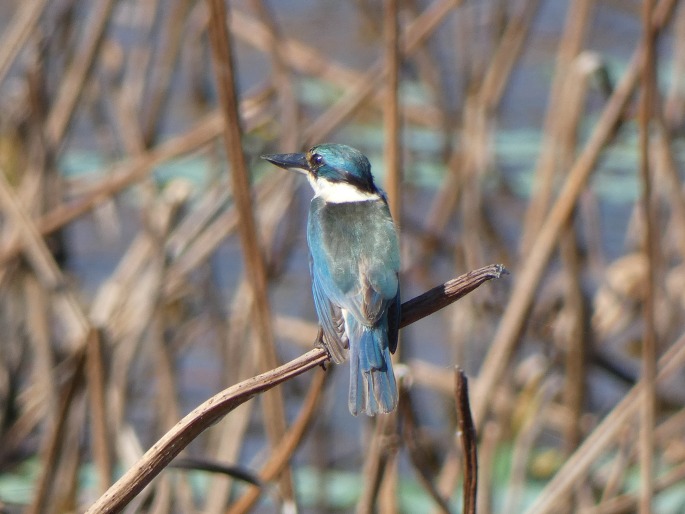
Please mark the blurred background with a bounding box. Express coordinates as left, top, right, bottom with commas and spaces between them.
1, 0, 685, 512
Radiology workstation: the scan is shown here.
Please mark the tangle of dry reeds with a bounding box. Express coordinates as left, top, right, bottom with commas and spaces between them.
1, 1, 685, 513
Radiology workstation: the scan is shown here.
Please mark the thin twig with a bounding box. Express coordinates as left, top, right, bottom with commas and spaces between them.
638, 0, 658, 511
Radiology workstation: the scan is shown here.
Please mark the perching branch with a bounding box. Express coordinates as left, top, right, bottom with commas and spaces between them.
85, 263, 507, 514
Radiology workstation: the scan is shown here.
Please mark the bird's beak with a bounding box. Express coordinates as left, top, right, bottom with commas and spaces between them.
261, 152, 310, 174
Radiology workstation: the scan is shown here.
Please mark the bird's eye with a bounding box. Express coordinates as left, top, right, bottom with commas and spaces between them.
311, 153, 323, 165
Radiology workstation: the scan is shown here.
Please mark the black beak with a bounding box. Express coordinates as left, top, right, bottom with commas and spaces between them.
261, 152, 310, 173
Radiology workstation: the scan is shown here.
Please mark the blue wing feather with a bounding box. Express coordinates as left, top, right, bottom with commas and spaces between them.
311, 262, 347, 364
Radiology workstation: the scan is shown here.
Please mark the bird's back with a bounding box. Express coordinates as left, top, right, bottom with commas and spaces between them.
308, 195, 401, 415
307, 196, 400, 311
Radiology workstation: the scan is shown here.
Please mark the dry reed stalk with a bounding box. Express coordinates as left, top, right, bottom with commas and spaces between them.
206, 2, 295, 506
27, 349, 86, 514
372, 4, 404, 506
165, 186, 231, 258
471, 0, 678, 430
559, 224, 586, 454
0, 0, 48, 86
452, 0, 476, 100
638, 0, 658, 511
88, 189, 186, 493
85, 329, 113, 495
104, 69, 147, 157
431, 448, 460, 514
23, 274, 58, 422
455, 369, 477, 514
524, 329, 685, 514
654, 406, 685, 442
0, 385, 48, 463
44, 0, 117, 148
384, 0, 401, 223
519, 0, 595, 255
478, 0, 541, 111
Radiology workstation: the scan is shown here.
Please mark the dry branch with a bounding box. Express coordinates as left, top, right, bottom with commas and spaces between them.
85, 263, 506, 513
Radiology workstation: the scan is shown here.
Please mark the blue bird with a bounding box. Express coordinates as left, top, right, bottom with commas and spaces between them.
263, 143, 400, 416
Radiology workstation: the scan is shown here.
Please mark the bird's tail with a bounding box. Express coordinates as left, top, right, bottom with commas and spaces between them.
347, 315, 398, 416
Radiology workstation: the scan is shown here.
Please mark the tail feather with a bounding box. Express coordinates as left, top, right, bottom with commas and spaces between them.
346, 315, 398, 416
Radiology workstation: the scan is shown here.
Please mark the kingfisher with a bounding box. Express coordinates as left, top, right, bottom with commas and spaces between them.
262, 143, 401, 416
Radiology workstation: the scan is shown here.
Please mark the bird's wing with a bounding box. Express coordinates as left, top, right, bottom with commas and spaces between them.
311, 261, 348, 364
351, 261, 399, 326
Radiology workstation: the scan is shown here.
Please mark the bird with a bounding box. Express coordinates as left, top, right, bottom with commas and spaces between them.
262, 143, 401, 416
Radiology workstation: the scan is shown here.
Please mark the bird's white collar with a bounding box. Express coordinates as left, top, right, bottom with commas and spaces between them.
310, 177, 379, 203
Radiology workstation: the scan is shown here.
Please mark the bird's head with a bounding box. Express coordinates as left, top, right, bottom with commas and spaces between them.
262, 143, 378, 201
